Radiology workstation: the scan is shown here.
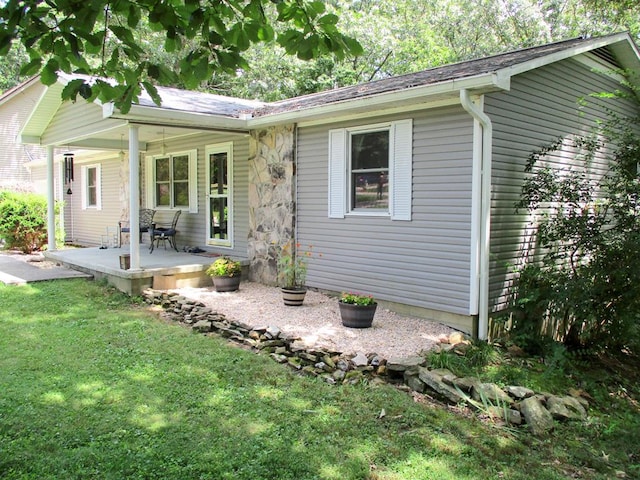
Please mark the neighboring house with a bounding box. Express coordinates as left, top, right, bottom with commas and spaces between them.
0, 76, 49, 191
15, 32, 640, 339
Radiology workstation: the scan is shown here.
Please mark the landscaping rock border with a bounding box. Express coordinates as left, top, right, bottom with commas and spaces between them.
143, 289, 590, 436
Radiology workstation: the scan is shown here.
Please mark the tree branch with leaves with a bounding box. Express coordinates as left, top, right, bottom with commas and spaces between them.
0, 0, 361, 112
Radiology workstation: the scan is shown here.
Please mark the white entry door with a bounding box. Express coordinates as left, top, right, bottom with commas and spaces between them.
205, 143, 233, 247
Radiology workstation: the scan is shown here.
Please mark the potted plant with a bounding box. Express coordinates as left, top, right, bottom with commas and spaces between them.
277, 243, 315, 306
206, 256, 242, 292
338, 292, 377, 328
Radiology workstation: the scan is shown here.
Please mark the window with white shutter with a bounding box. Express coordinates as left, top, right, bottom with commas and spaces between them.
328, 119, 412, 220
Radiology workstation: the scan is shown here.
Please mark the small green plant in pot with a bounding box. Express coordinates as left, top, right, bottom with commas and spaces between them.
277, 243, 317, 306
206, 256, 242, 292
339, 292, 377, 328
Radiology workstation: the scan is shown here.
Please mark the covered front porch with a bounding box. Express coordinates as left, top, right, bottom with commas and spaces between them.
19, 74, 261, 273
45, 246, 228, 295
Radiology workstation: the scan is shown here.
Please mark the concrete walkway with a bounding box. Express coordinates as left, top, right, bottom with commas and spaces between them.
0, 252, 92, 285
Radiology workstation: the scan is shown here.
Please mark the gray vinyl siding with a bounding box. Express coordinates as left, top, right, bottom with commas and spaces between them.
486, 57, 640, 311
29, 157, 113, 246
143, 132, 250, 259
28, 131, 250, 252
65, 157, 122, 245
0, 83, 47, 188
30, 162, 64, 226
297, 106, 474, 316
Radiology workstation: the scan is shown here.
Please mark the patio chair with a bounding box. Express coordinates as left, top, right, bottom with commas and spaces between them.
118, 209, 156, 247
149, 210, 181, 253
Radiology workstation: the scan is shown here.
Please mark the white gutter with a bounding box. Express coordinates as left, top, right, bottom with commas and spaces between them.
460, 89, 492, 341
103, 103, 249, 132
249, 73, 510, 128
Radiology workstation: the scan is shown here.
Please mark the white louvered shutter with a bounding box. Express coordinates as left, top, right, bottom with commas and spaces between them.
390, 119, 413, 221
328, 128, 346, 219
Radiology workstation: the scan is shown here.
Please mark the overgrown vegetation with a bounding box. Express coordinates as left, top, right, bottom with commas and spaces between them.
0, 191, 60, 253
426, 340, 639, 478
505, 105, 640, 356
1, 279, 638, 479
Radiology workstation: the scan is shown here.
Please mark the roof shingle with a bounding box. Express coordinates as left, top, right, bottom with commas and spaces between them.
252, 35, 609, 117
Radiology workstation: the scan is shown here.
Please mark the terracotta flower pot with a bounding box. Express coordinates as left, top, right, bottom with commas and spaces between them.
339, 301, 377, 328
281, 287, 307, 306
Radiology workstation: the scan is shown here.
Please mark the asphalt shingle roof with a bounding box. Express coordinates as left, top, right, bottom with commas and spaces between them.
251, 35, 609, 117
137, 84, 264, 117
54, 33, 628, 120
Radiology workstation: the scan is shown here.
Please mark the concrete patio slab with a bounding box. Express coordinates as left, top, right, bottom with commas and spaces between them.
44, 246, 243, 295
0, 252, 92, 285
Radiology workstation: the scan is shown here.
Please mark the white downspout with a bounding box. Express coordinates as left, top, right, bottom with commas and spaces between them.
129, 124, 141, 271
46, 145, 56, 251
460, 89, 492, 341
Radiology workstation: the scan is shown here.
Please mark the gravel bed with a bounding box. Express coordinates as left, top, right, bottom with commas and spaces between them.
174, 282, 457, 359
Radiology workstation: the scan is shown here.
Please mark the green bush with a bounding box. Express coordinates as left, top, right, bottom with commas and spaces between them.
509, 108, 640, 355
0, 191, 51, 253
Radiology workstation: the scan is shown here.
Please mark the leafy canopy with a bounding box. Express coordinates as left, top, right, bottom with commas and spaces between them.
0, 0, 362, 112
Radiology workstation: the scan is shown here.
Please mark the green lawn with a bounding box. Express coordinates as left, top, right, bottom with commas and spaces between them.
0, 280, 637, 479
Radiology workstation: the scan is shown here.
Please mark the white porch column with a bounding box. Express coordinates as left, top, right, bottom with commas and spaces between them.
46, 145, 56, 251
129, 124, 141, 270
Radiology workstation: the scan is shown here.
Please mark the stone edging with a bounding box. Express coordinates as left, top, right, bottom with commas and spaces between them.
143, 289, 590, 436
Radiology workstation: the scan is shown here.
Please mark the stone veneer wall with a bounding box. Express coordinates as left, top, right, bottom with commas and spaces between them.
247, 124, 296, 284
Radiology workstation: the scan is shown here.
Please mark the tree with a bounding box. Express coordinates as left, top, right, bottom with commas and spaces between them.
0, 42, 28, 93
2, 1, 639, 103
0, 0, 361, 112
210, 0, 640, 101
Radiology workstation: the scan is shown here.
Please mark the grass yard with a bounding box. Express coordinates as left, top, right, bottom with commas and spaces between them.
0, 279, 638, 479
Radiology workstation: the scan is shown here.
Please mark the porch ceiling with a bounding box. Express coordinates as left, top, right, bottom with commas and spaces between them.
43, 122, 205, 152
21, 111, 243, 153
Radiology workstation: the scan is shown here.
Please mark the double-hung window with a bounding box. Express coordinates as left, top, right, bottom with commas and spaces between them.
350, 129, 390, 211
329, 119, 412, 220
146, 150, 197, 213
81, 164, 101, 210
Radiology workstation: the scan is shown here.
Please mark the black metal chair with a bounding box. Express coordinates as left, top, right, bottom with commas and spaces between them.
118, 208, 156, 247
149, 210, 181, 253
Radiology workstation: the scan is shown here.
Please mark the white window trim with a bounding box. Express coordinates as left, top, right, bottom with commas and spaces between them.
81, 164, 102, 210
145, 149, 198, 213
328, 119, 412, 220
205, 142, 233, 248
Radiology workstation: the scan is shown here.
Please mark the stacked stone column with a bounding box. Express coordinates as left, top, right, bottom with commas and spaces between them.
247, 124, 296, 284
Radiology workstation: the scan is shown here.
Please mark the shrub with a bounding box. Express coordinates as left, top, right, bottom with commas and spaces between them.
205, 257, 241, 277
509, 108, 640, 354
0, 191, 50, 253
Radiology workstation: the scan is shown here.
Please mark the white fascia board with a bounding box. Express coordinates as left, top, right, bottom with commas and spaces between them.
297, 98, 461, 128
18, 135, 43, 145
103, 103, 249, 131
17, 134, 142, 151
19, 81, 64, 140
0, 76, 41, 107
247, 73, 510, 128
70, 137, 148, 151
496, 32, 635, 79
25, 149, 119, 167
